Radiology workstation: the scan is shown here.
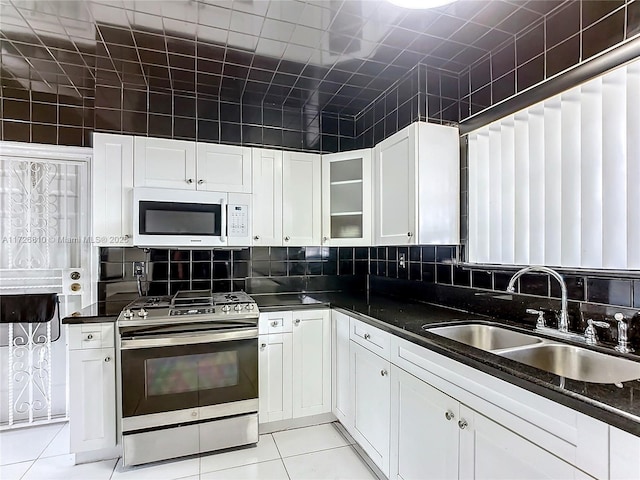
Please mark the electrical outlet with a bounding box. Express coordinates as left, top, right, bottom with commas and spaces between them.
399, 253, 406, 268
133, 261, 145, 276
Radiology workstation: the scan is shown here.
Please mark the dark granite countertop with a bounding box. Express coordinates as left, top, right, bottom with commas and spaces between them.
253, 291, 640, 437
62, 295, 137, 324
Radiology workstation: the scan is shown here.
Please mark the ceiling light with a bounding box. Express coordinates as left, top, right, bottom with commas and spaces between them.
387, 0, 457, 9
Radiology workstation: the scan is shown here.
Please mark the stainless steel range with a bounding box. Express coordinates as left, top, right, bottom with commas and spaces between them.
117, 290, 259, 467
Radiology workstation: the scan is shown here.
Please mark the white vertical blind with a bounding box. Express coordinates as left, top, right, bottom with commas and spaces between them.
468, 59, 640, 269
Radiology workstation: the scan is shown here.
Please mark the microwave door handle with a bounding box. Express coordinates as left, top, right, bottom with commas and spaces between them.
220, 197, 227, 243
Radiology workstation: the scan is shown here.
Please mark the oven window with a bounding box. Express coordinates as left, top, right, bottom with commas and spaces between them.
140, 201, 221, 236
145, 351, 239, 396
121, 338, 257, 418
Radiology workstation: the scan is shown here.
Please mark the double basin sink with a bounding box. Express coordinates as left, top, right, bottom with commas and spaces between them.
425, 323, 640, 384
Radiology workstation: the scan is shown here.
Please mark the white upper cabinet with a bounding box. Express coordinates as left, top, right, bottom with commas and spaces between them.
196, 143, 251, 193
374, 122, 459, 245
282, 151, 322, 246
321, 149, 372, 246
134, 137, 196, 189
252, 148, 283, 246
134, 137, 251, 193
92, 133, 134, 246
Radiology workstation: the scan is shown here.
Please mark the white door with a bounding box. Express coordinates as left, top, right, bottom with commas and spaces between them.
292, 310, 331, 418
389, 366, 458, 480
258, 333, 293, 424
374, 125, 417, 245
332, 311, 352, 428
196, 143, 251, 193
69, 348, 116, 453
282, 151, 321, 246
134, 137, 196, 189
92, 133, 134, 246
252, 148, 283, 246
321, 149, 373, 246
351, 341, 391, 476
458, 405, 585, 480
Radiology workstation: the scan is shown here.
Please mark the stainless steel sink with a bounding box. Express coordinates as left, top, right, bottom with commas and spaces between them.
427, 324, 543, 352
499, 344, 640, 384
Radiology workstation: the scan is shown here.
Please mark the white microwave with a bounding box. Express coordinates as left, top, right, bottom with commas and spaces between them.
133, 188, 251, 247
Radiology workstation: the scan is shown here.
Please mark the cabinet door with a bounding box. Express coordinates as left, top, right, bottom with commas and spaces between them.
134, 137, 196, 189
332, 311, 351, 428
458, 405, 585, 480
69, 348, 116, 453
610, 426, 640, 480
374, 125, 416, 245
292, 309, 331, 418
282, 151, 322, 246
351, 341, 391, 476
196, 143, 251, 193
252, 148, 283, 246
258, 333, 293, 424
321, 149, 372, 246
92, 133, 134, 246
389, 366, 458, 480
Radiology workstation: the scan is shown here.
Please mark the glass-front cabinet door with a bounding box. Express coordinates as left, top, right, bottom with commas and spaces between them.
321, 149, 372, 246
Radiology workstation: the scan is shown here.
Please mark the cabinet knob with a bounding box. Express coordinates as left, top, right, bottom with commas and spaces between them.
260, 343, 267, 350
104, 356, 111, 362
186, 178, 193, 184
380, 369, 388, 377
458, 419, 468, 430
284, 236, 290, 242
364, 333, 371, 340
198, 179, 204, 184
191, 411, 198, 417
407, 232, 413, 237
323, 236, 328, 242
445, 410, 455, 421
295, 319, 301, 325
271, 321, 278, 327
124, 234, 131, 240
254, 235, 260, 240
86, 334, 93, 340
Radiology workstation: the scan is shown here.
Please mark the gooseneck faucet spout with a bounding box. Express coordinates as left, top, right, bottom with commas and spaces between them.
506, 266, 569, 333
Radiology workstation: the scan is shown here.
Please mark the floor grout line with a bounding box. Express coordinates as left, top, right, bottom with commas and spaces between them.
269, 433, 292, 480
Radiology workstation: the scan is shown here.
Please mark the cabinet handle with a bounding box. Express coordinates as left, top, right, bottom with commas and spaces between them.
260, 343, 267, 350
458, 419, 468, 430
445, 411, 455, 421
380, 369, 388, 376
271, 321, 278, 327
295, 319, 301, 326
86, 334, 93, 340
254, 235, 260, 240
198, 179, 204, 184
284, 236, 290, 242
364, 333, 371, 340
186, 178, 193, 184
104, 356, 111, 362
407, 232, 413, 237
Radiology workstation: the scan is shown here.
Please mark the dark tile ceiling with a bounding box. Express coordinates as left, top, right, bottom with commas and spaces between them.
0, 0, 568, 115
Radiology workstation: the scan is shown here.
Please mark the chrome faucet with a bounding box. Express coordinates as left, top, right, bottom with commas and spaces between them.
506, 266, 569, 334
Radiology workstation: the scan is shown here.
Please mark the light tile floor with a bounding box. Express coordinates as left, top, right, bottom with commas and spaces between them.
0, 422, 378, 480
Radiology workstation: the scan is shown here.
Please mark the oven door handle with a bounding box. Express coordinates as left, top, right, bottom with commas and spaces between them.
120, 328, 258, 349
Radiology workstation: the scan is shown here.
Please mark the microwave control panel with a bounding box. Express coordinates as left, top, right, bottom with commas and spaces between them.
228, 204, 248, 237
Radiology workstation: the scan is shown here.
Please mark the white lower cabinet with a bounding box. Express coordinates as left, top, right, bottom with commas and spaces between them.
351, 341, 391, 477
259, 309, 331, 425
68, 323, 116, 454
258, 333, 293, 423
610, 426, 640, 480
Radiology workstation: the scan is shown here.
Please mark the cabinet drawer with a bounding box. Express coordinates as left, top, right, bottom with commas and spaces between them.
350, 317, 390, 360
259, 311, 293, 335
68, 323, 114, 350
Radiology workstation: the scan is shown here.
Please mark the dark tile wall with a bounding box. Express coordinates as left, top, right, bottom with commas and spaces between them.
98, 246, 367, 299
459, 0, 640, 121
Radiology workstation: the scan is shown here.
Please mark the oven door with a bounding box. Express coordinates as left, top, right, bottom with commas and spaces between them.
119, 328, 257, 430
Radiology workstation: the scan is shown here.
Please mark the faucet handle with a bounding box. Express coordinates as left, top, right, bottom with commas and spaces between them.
614, 313, 634, 353
526, 308, 546, 329
584, 319, 610, 345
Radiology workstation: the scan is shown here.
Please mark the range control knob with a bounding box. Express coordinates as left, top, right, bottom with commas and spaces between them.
137, 308, 148, 318
222, 305, 231, 313
123, 309, 133, 319
234, 304, 243, 311
246, 303, 255, 310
